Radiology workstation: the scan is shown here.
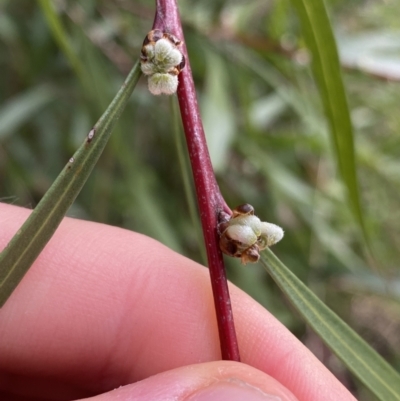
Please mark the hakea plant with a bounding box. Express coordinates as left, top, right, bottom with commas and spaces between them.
0, 0, 284, 364
1, 2, 399, 399
144, 0, 284, 361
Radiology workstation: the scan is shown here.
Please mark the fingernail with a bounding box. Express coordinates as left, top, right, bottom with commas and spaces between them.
187, 380, 282, 401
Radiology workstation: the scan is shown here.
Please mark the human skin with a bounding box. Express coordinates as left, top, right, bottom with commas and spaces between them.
0, 204, 356, 401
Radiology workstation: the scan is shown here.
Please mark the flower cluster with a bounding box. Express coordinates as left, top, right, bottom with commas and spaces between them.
218, 204, 284, 265
140, 29, 185, 96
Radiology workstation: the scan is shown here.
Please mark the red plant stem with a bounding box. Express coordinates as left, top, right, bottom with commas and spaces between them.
152, 0, 240, 361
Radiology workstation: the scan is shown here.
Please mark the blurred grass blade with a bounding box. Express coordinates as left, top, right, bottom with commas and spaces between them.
290, 0, 366, 238
261, 249, 400, 401
171, 97, 206, 263
201, 52, 235, 173
0, 61, 142, 307
38, 0, 85, 84
0, 84, 56, 140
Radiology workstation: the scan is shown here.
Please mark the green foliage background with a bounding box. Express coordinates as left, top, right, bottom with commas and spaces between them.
1, 1, 400, 399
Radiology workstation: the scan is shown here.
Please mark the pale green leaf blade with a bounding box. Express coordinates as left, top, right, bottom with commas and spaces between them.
290, 0, 366, 236
0, 62, 142, 307
261, 249, 400, 401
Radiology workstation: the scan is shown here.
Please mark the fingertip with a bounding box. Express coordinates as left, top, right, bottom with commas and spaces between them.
79, 361, 299, 401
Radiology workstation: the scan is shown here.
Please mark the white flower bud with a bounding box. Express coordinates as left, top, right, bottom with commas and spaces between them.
218, 203, 284, 264
258, 222, 284, 249
231, 215, 262, 237
224, 224, 258, 247
154, 39, 183, 70
141, 61, 157, 76
140, 31, 185, 96
148, 73, 178, 96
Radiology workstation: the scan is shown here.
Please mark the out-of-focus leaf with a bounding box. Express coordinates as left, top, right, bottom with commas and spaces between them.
0, 62, 142, 307
290, 0, 367, 239
201, 52, 235, 173
261, 249, 400, 401
219, 42, 306, 117
338, 31, 400, 80
171, 97, 205, 262
0, 14, 18, 43
338, 272, 400, 299
250, 93, 288, 130
0, 85, 56, 140
38, 0, 86, 87
130, 169, 183, 253
240, 141, 368, 271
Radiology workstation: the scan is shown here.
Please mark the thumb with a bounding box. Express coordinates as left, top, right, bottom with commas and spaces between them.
79, 361, 299, 401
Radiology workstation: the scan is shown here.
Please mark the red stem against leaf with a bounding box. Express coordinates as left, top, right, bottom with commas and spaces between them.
152, 0, 240, 361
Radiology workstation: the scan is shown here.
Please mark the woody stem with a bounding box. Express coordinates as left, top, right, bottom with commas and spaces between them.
151, 0, 240, 361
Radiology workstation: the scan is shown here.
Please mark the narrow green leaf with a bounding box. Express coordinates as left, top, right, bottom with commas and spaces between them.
0, 62, 142, 307
261, 249, 400, 401
290, 0, 367, 238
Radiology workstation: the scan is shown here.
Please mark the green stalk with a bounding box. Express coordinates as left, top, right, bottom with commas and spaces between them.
0, 62, 142, 307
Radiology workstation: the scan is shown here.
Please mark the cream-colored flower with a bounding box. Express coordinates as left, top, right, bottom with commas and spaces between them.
148, 73, 178, 96
153, 39, 183, 71
258, 222, 284, 249
218, 203, 284, 264
140, 35, 184, 96
223, 224, 258, 247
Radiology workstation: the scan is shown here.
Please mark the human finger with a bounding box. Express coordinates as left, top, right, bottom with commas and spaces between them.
0, 204, 355, 401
